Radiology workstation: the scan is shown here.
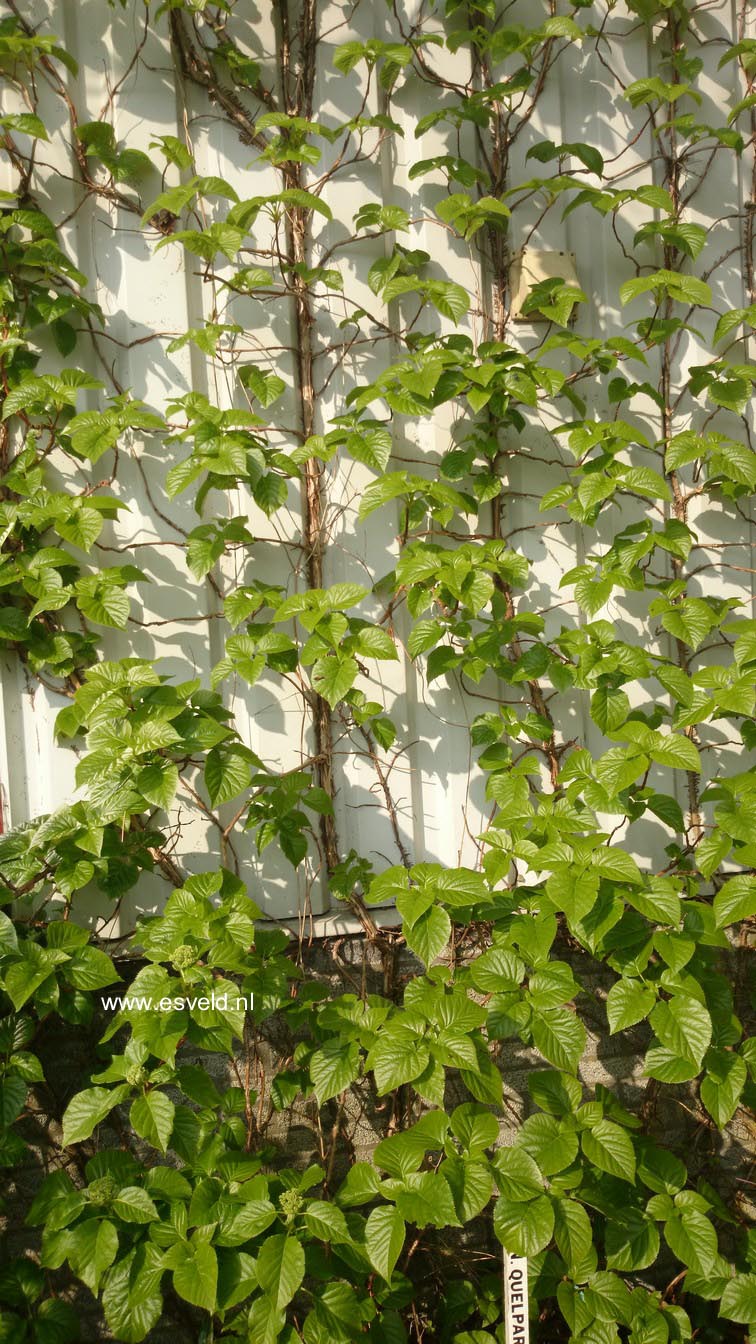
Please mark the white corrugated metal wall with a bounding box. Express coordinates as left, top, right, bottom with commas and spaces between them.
0, 0, 753, 931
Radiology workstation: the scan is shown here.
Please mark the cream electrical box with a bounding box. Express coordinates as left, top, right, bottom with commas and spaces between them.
0, 151, 19, 201
509, 248, 580, 321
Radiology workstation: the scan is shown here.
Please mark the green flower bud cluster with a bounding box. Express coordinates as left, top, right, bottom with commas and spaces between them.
87, 1175, 119, 1206
171, 944, 196, 971
278, 1188, 304, 1223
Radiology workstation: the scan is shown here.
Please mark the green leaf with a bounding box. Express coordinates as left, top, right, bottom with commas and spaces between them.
542, 15, 583, 39
605, 1211, 660, 1272
311, 1039, 360, 1104
3, 945, 59, 1009
279, 187, 332, 219
239, 366, 286, 407
144, 1167, 192, 1200
595, 747, 648, 798
581, 1119, 636, 1183
646, 793, 685, 833
166, 455, 202, 498
539, 482, 574, 512
695, 830, 730, 879
553, 1197, 593, 1271
68, 1218, 119, 1293
528, 138, 602, 176
358, 472, 413, 518
644, 1042, 700, 1084
664, 1208, 718, 1274
720, 1274, 756, 1325
57, 506, 103, 551
173, 1237, 218, 1313
205, 748, 251, 806
321, 582, 367, 609
336, 1163, 383, 1208
403, 905, 450, 966
0, 911, 18, 955
112, 1186, 159, 1223
621, 466, 671, 500
713, 305, 756, 345
451, 1102, 500, 1153
713, 873, 756, 927
256, 1234, 305, 1310
442, 1155, 493, 1221
76, 583, 130, 629
303, 1200, 350, 1243
660, 599, 717, 651
544, 869, 599, 926
0, 1075, 26, 1126
137, 761, 179, 812
371, 1033, 429, 1094
649, 995, 712, 1067
636, 1141, 686, 1195
347, 425, 393, 471
247, 1296, 285, 1344
592, 847, 643, 886
408, 619, 443, 658
470, 946, 525, 992
700, 1050, 747, 1128
217, 1200, 278, 1246
606, 979, 656, 1033
66, 945, 118, 990
393, 1171, 460, 1228
494, 1147, 545, 1202
365, 1205, 405, 1282
493, 1194, 555, 1255
665, 432, 703, 471
647, 732, 700, 772
356, 626, 398, 660
620, 269, 711, 307
530, 1008, 586, 1074
35, 1300, 80, 1344
527, 1071, 582, 1117
61, 1085, 128, 1144
518, 1113, 580, 1175
303, 1281, 367, 1343
591, 688, 631, 734
425, 280, 470, 320
312, 655, 358, 707
253, 473, 288, 517
151, 134, 193, 169
0, 608, 28, 640
67, 411, 121, 463
130, 1090, 175, 1154
102, 1246, 164, 1344
0, 111, 48, 140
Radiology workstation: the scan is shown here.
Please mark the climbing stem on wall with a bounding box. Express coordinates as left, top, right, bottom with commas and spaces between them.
275, 0, 342, 881
659, 8, 703, 845
169, 0, 343, 887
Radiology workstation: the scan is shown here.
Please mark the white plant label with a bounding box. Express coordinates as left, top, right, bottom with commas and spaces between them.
504, 1251, 529, 1344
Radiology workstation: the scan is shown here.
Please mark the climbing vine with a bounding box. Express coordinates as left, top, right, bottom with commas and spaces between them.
0, 1, 755, 1341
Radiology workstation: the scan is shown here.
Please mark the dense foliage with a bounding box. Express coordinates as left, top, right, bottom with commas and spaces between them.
0, 0, 755, 1341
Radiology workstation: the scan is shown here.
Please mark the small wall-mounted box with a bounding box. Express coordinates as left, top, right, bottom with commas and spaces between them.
509, 247, 580, 321
0, 150, 19, 202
